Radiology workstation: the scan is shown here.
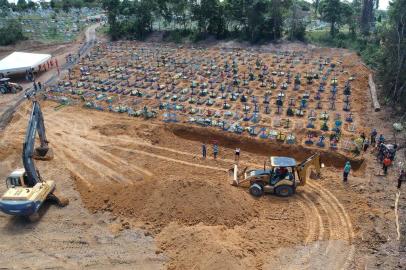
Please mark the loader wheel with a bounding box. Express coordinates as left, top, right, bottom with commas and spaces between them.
275, 185, 293, 197
249, 183, 264, 197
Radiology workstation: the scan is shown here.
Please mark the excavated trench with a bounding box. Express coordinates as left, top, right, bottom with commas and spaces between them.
168, 123, 365, 171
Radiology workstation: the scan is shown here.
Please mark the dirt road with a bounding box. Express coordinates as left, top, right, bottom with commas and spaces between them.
0, 23, 100, 131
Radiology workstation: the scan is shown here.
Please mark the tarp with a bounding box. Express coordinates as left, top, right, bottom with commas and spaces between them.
0, 52, 52, 75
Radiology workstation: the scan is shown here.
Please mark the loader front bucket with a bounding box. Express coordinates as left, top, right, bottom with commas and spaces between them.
228, 164, 239, 186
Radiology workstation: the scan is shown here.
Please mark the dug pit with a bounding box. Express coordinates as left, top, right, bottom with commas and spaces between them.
168, 123, 365, 171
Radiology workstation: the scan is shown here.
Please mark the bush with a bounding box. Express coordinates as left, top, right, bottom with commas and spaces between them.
163, 30, 193, 43
306, 30, 381, 69
0, 19, 26, 46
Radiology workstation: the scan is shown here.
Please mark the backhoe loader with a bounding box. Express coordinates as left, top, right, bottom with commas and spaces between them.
229, 153, 322, 197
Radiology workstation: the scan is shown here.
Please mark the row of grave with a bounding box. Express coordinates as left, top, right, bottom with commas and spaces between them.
46, 90, 359, 153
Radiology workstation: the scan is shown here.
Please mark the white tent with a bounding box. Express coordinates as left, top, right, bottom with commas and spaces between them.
0, 52, 52, 76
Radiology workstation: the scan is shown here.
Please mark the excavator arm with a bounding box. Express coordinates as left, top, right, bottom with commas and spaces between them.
296, 153, 322, 186
22, 101, 52, 187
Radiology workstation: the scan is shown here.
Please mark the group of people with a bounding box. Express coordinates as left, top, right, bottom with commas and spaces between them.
198, 129, 405, 190
201, 141, 240, 162
25, 68, 35, 82
344, 128, 405, 189
33, 81, 43, 92
202, 141, 219, 159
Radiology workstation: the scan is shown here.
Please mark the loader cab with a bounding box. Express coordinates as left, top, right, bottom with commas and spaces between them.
249, 157, 298, 197
268, 157, 297, 184
5, 169, 27, 188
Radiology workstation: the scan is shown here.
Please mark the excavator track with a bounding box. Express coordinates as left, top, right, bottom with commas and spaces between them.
47, 191, 69, 207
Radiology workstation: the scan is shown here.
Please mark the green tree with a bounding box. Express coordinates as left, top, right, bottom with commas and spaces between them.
0, 19, 26, 45
17, 0, 27, 10
378, 0, 406, 106
319, 0, 345, 37
26, 1, 37, 10
287, 0, 308, 41
50, 0, 56, 9
224, 0, 248, 32
246, 0, 270, 41
340, 1, 355, 36
192, 0, 226, 37
313, 0, 320, 16
40, 1, 50, 9
270, 0, 289, 40
0, 0, 10, 16
360, 0, 374, 34
0, 0, 9, 8
102, 0, 121, 39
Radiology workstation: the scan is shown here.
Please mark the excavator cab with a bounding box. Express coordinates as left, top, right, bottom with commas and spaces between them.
5, 169, 26, 188
5, 168, 37, 188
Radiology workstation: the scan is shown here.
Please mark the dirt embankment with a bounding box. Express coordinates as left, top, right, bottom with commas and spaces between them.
75, 173, 259, 232
168, 123, 365, 170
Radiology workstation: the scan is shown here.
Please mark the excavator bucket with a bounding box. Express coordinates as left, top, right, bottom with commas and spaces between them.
33, 147, 54, 161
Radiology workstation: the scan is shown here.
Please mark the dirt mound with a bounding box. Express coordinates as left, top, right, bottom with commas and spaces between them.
93, 123, 131, 136
92, 122, 161, 144
76, 176, 258, 230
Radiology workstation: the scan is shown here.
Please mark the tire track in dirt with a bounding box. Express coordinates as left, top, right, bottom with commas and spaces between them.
298, 198, 320, 245
114, 140, 355, 268
111, 145, 227, 172
97, 140, 353, 268
47, 116, 154, 183
42, 107, 355, 269
307, 180, 355, 269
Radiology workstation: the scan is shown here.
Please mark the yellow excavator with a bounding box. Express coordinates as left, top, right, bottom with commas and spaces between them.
229, 153, 322, 197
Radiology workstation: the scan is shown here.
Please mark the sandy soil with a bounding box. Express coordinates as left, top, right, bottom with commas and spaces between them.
0, 39, 405, 269
0, 97, 403, 269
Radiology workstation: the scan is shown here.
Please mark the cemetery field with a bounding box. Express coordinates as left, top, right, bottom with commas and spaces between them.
1, 8, 102, 45
0, 41, 404, 269
50, 41, 371, 159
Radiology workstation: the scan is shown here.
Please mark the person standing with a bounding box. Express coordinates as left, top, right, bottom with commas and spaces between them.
235, 148, 240, 162
398, 170, 406, 189
378, 134, 385, 145
383, 155, 392, 175
370, 129, 377, 147
202, 143, 207, 159
343, 161, 351, 182
360, 132, 366, 143
363, 139, 370, 152
38, 81, 42, 90
213, 143, 219, 159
